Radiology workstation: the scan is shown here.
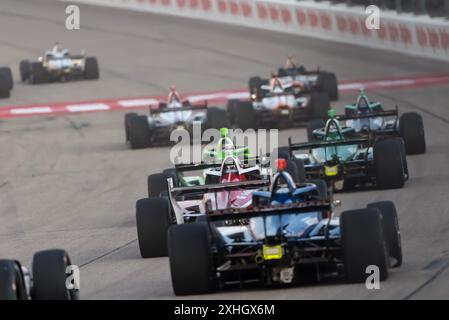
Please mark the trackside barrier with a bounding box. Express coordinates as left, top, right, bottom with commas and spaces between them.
63, 0, 449, 62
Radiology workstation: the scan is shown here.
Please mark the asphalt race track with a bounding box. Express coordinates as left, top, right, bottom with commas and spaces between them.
1, 0, 449, 299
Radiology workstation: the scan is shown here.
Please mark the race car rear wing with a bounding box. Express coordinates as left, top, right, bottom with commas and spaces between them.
169, 179, 270, 197
334, 106, 398, 121
288, 137, 369, 154
149, 103, 208, 115
174, 156, 270, 173
206, 199, 332, 222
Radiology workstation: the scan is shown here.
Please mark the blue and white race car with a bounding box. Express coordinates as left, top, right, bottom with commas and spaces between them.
167, 159, 402, 295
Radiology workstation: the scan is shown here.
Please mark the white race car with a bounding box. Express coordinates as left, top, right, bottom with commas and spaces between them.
124, 90, 229, 149
20, 44, 99, 84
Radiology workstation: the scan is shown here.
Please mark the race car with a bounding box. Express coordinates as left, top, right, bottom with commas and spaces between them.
0, 249, 79, 300
284, 110, 408, 191
326, 89, 425, 155
227, 72, 330, 130
275, 56, 339, 101
137, 153, 275, 258
0, 66, 13, 98
20, 43, 99, 84
167, 159, 401, 295
124, 87, 229, 149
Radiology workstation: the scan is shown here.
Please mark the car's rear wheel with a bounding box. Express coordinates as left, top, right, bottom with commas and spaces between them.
340, 208, 388, 283
0, 75, 10, 98
306, 179, 328, 201
20, 60, 31, 82
235, 100, 256, 130
32, 249, 78, 300
317, 71, 338, 101
168, 223, 217, 295
29, 62, 49, 84
124, 113, 138, 142
207, 107, 229, 130
309, 92, 330, 120
367, 201, 402, 268
399, 112, 426, 154
226, 99, 239, 126
84, 57, 99, 80
128, 115, 151, 149
307, 119, 325, 142
0, 260, 27, 300
374, 139, 405, 189
147, 172, 176, 198
136, 198, 172, 258
0, 67, 13, 90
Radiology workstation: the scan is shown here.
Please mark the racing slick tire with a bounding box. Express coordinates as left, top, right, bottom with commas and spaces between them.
367, 201, 402, 268
162, 168, 180, 187
136, 197, 172, 258
84, 57, 99, 80
20, 60, 31, 82
235, 100, 256, 130
0, 260, 27, 300
275, 147, 306, 182
124, 112, 138, 142
207, 107, 229, 130
0, 74, 10, 98
0, 67, 13, 90
399, 112, 426, 155
285, 159, 300, 184
309, 92, 330, 120
307, 119, 325, 142
306, 179, 328, 201
128, 115, 151, 149
32, 249, 78, 300
275, 146, 291, 160
168, 223, 217, 295
294, 158, 306, 182
249, 76, 262, 93
317, 72, 338, 101
374, 139, 406, 189
29, 62, 49, 84
226, 99, 239, 126
340, 208, 388, 283
391, 137, 408, 178
147, 172, 175, 198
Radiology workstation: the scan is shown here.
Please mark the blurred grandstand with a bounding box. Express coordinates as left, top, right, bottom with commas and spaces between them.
309, 1, 449, 18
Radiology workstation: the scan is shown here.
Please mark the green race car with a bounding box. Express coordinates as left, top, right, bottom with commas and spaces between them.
284, 110, 408, 191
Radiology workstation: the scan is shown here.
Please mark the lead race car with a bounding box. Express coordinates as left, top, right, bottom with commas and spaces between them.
167, 159, 402, 295
283, 110, 408, 191
20, 43, 99, 84
0, 249, 78, 300
227, 71, 331, 130
125, 86, 229, 149
0, 66, 13, 98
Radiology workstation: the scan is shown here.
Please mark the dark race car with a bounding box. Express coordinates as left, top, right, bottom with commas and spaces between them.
167, 159, 401, 295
